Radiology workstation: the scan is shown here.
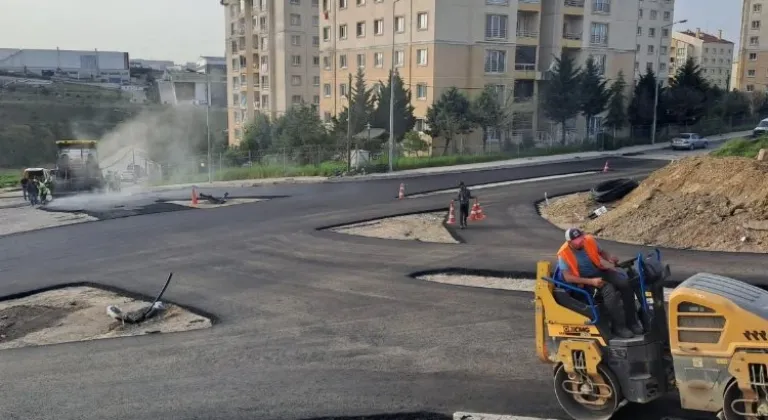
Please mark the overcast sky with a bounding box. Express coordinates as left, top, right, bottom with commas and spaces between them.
0, 0, 742, 63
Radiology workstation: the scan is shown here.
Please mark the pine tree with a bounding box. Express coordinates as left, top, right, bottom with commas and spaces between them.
370, 71, 416, 142
579, 57, 610, 141
665, 57, 709, 125
628, 68, 662, 130
425, 87, 475, 154
604, 71, 628, 132
541, 54, 582, 144
471, 85, 503, 152
349, 67, 375, 135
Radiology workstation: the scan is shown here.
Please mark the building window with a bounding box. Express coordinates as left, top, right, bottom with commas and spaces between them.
755, 4, 763, 12
292, 55, 302, 66
292, 95, 302, 104
590, 23, 608, 45
592, 54, 606, 75
484, 50, 506, 73
649, 10, 657, 20
374, 52, 384, 67
661, 28, 669, 37
660, 46, 667, 54
648, 27, 656, 37
663, 11, 670, 20
340, 83, 348, 96
323, 27, 331, 41
659, 63, 666, 72
324, 83, 332, 96
313, 76, 320, 86
290, 14, 302, 26
290, 0, 300, 4
647, 45, 654, 54
750, 52, 758, 60
416, 48, 428, 66
374, 19, 384, 35
753, 20, 762, 30
339, 24, 348, 39
637, 26, 642, 36
749, 69, 756, 77
592, 0, 610, 13
357, 53, 366, 67
747, 85, 755, 92
395, 16, 405, 32
394, 50, 404, 67
313, 36, 320, 46
313, 95, 320, 104
356, 21, 366, 37
646, 62, 653, 71
324, 112, 332, 122
417, 12, 428, 30
485, 14, 508, 39
291, 35, 302, 46
313, 15, 319, 26
416, 83, 427, 99
356, 0, 365, 5
339, 0, 347, 8
313, 56, 320, 66
751, 36, 760, 46
340, 54, 348, 68
638, 8, 643, 18
323, 56, 331, 69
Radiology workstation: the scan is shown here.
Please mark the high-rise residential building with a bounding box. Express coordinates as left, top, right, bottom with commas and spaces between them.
635, 0, 676, 82
670, 29, 734, 90
319, 0, 673, 153
221, 0, 321, 146
736, 0, 768, 92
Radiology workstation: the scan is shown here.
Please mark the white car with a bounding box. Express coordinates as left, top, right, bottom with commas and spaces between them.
671, 133, 709, 150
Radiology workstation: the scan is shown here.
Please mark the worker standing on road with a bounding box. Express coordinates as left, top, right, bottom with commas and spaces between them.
27, 179, 39, 206
556, 227, 643, 339
37, 179, 50, 205
457, 182, 474, 229
20, 176, 28, 201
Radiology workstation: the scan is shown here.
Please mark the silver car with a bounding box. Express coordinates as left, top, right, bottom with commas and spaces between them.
671, 133, 708, 150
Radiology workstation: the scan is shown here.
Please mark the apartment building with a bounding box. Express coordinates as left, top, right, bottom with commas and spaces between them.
670, 29, 733, 90
736, 0, 768, 92
635, 0, 676, 82
221, 0, 321, 146
318, 0, 668, 152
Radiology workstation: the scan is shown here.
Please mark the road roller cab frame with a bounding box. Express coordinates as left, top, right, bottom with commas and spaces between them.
535, 250, 768, 420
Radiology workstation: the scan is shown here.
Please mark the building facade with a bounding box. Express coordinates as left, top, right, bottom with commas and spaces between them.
221, 0, 321, 146
670, 29, 733, 90
634, 0, 676, 82
318, 0, 664, 151
0, 48, 130, 83
736, 0, 768, 92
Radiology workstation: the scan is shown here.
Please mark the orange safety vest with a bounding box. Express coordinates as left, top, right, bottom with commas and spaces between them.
557, 235, 603, 277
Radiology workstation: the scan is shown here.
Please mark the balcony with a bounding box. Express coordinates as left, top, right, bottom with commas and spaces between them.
562, 32, 582, 48
239, 83, 248, 91
589, 34, 608, 46
563, 0, 585, 15
518, 0, 541, 12
514, 63, 539, 80
516, 29, 539, 45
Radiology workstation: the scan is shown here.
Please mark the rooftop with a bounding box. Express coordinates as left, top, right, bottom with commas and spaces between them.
677, 29, 734, 45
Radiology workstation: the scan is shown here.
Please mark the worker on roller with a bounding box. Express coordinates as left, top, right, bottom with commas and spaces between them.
557, 227, 643, 339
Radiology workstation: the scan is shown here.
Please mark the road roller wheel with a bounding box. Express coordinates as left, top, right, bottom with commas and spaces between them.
723, 380, 768, 420
553, 363, 622, 420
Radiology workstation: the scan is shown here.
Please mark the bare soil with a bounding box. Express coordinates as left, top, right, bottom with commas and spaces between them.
331, 211, 457, 243
541, 156, 768, 253
0, 286, 211, 350
538, 192, 610, 230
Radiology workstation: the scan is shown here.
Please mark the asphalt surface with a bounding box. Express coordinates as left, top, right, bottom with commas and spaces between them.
0, 154, 752, 420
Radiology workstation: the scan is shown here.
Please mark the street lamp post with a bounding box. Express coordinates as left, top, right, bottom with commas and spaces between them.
206, 72, 212, 183
388, 0, 401, 173
651, 19, 687, 144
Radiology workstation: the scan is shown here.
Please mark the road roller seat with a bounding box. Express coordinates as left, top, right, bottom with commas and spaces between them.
546, 266, 605, 324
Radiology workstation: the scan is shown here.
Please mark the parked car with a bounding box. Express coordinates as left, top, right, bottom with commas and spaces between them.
753, 118, 768, 138
671, 133, 708, 150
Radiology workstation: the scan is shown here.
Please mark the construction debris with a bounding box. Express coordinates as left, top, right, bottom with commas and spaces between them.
199, 192, 229, 204
330, 212, 458, 243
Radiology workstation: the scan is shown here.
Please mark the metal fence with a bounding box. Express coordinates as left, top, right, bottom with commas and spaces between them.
150, 116, 756, 183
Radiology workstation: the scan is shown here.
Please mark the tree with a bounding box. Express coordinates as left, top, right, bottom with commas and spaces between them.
604, 71, 628, 132
370, 71, 416, 143
541, 54, 582, 144
471, 85, 503, 152
425, 87, 475, 155
579, 57, 610, 141
350, 68, 375, 136
665, 58, 710, 125
272, 104, 332, 165
241, 113, 272, 156
628, 68, 663, 133
401, 131, 429, 155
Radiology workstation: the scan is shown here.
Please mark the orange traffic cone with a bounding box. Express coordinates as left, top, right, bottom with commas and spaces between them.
603, 161, 610, 173
447, 201, 456, 224
469, 202, 478, 221
191, 187, 198, 206
473, 199, 486, 221
398, 183, 405, 199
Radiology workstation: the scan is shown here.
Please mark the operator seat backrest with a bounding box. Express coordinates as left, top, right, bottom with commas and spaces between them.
679, 273, 768, 320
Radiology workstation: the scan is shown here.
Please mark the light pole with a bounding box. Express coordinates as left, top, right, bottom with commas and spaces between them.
651, 18, 687, 144
206, 72, 212, 183
388, 0, 401, 173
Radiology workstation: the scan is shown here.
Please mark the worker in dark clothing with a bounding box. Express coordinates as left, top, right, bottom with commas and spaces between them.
27, 180, 39, 205
457, 182, 474, 229
20, 177, 28, 201
557, 227, 643, 339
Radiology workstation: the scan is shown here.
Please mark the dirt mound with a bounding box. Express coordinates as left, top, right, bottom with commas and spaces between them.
581, 156, 768, 252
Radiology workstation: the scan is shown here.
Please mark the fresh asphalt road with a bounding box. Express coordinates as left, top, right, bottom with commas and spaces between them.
0, 156, 756, 420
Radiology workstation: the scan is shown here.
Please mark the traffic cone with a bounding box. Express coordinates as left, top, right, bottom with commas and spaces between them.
398, 183, 405, 199
447, 201, 456, 225
191, 187, 198, 207
473, 199, 486, 221
469, 202, 478, 221
602, 161, 610, 173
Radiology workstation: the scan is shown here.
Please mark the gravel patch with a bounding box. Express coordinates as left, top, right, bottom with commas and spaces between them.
331, 211, 457, 243
0, 206, 96, 236
538, 192, 606, 230
0, 286, 211, 350
166, 197, 265, 209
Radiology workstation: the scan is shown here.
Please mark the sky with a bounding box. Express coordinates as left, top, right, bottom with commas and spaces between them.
0, 0, 744, 63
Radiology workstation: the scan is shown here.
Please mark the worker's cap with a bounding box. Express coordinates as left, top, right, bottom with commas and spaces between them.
565, 227, 585, 244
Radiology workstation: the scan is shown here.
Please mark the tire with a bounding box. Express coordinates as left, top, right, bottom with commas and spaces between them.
702, 142, 708, 149
689, 144, 695, 151
591, 178, 638, 203
553, 363, 623, 420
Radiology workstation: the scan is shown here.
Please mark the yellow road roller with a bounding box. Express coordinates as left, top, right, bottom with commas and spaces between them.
535, 250, 768, 420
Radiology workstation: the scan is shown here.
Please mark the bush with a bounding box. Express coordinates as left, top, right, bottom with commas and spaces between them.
711, 136, 768, 158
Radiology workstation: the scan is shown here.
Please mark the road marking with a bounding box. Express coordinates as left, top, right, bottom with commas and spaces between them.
408, 172, 599, 198
454, 412, 561, 420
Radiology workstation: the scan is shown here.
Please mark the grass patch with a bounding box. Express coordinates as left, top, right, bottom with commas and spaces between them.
0, 170, 20, 189
711, 137, 768, 158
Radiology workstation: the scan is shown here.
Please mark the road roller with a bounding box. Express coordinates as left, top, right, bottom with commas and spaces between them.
534, 249, 768, 420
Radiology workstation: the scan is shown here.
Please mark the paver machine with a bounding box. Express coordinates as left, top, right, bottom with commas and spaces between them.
52, 140, 105, 196
535, 250, 768, 420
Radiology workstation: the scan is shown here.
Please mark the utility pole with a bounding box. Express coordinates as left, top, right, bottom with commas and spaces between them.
346, 72, 352, 173
388, 0, 401, 173
206, 72, 212, 183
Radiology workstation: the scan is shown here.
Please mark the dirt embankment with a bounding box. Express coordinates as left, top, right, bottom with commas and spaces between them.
541, 156, 768, 253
